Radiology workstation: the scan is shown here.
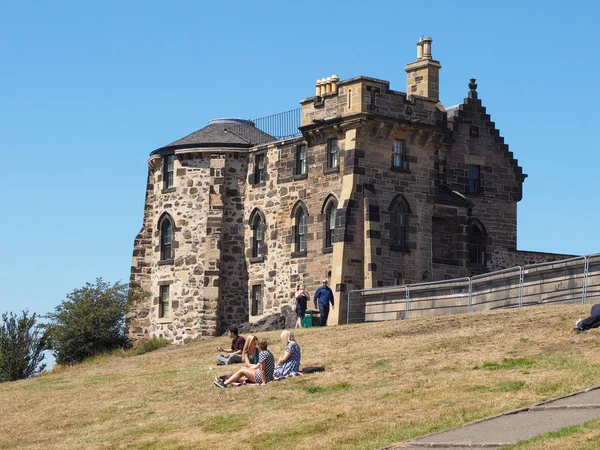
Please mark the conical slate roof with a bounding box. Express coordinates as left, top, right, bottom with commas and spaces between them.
151, 118, 274, 155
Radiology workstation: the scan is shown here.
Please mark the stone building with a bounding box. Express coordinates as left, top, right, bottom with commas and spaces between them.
128, 37, 571, 343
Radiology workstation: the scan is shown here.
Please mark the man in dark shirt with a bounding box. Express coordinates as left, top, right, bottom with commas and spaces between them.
314, 279, 335, 326
216, 326, 245, 365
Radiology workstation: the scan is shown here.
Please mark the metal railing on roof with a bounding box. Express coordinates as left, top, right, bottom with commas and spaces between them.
226, 108, 302, 145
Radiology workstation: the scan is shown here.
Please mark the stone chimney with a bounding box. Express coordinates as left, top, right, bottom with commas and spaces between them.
405, 36, 442, 100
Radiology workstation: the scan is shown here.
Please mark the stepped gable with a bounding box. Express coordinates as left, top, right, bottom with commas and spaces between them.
448, 79, 527, 188
150, 118, 274, 155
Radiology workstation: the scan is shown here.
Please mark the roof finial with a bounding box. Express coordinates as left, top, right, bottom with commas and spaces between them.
468, 78, 478, 99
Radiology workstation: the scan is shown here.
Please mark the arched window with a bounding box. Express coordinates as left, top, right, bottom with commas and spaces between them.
469, 219, 487, 265
250, 210, 266, 258
297, 210, 307, 252
389, 195, 411, 250
291, 201, 309, 254
159, 214, 174, 261
322, 195, 338, 250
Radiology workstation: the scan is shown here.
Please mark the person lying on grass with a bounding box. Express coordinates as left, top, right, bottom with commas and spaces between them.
214, 338, 274, 389
274, 330, 301, 378
574, 304, 600, 332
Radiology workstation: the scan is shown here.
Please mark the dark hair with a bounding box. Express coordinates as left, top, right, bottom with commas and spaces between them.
258, 339, 268, 351
228, 326, 239, 336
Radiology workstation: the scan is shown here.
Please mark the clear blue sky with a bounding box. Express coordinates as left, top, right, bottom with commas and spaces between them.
1, 1, 599, 317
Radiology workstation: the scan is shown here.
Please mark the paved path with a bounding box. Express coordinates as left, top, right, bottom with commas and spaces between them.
383, 386, 600, 449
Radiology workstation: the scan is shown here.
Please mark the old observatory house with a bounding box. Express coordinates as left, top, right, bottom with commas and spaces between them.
129, 38, 558, 343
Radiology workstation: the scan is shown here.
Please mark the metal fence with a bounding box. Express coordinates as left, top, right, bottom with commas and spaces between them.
346, 253, 600, 324
252, 108, 302, 141
224, 109, 302, 145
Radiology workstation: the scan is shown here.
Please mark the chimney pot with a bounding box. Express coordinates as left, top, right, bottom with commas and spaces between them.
331, 74, 339, 92
422, 37, 433, 59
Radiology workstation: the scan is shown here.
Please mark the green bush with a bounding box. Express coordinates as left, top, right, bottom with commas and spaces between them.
0, 310, 47, 382
44, 279, 147, 365
135, 338, 170, 355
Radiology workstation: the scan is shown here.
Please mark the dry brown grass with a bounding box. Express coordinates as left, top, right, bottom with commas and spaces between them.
2, 303, 600, 450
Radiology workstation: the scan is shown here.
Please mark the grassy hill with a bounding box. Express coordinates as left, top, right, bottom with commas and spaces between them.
2, 303, 600, 450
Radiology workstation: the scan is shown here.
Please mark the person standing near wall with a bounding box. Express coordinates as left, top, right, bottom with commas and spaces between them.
294, 284, 309, 328
314, 279, 334, 326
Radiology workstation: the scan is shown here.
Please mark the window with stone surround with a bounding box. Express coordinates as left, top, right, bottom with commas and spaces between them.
327, 138, 338, 169
389, 194, 411, 251
291, 200, 309, 256
322, 195, 338, 250
251, 284, 262, 316
164, 154, 175, 190
159, 214, 174, 261
254, 153, 266, 184
297, 210, 307, 252
159, 284, 170, 319
295, 144, 308, 176
469, 219, 487, 266
468, 165, 481, 194
392, 139, 407, 170
251, 211, 266, 258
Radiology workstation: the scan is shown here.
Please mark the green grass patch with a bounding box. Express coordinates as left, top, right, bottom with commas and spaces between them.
480, 358, 535, 371
332, 383, 351, 391
203, 413, 247, 433
474, 380, 525, 392
247, 421, 331, 449
304, 385, 326, 394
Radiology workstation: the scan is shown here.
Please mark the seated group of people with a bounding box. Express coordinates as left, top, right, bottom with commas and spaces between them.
214, 326, 301, 389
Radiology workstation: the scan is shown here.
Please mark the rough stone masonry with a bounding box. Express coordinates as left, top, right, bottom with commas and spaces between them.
128, 37, 573, 343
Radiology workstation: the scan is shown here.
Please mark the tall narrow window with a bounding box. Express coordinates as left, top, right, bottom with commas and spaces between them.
255, 154, 265, 184
164, 155, 175, 189
325, 202, 337, 248
159, 285, 170, 318
469, 219, 486, 265
295, 145, 308, 176
252, 214, 266, 258
468, 165, 481, 193
393, 139, 405, 169
160, 218, 173, 261
389, 195, 411, 250
327, 138, 338, 169
251, 284, 262, 316
296, 210, 307, 252
347, 89, 352, 109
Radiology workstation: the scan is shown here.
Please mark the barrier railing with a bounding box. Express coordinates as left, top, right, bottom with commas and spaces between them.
346, 253, 600, 324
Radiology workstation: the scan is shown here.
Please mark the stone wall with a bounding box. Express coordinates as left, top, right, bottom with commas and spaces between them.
445, 93, 525, 273
244, 135, 343, 321
129, 151, 249, 342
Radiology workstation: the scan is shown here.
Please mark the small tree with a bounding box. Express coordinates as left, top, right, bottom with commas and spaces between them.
0, 310, 47, 382
45, 279, 145, 365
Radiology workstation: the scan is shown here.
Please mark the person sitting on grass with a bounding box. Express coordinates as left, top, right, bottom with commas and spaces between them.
216, 326, 245, 366
214, 339, 274, 389
242, 334, 259, 366
574, 304, 600, 332
274, 330, 301, 378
